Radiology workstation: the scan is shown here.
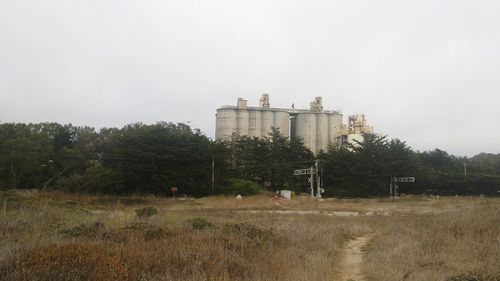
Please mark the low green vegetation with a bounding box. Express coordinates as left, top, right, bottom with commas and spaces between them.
223, 178, 264, 196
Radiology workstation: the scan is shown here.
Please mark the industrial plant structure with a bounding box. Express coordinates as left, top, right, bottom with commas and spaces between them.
215, 94, 372, 154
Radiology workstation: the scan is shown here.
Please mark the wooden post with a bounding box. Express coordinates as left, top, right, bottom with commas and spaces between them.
2, 199, 7, 217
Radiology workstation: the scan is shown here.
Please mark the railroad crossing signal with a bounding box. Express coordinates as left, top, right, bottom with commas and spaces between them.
293, 161, 323, 198
390, 177, 415, 197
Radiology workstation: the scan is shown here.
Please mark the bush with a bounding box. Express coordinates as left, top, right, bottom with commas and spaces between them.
223, 223, 273, 245
222, 178, 263, 196
58, 222, 105, 238
144, 227, 166, 241
135, 207, 157, 219
186, 217, 214, 230
55, 165, 124, 194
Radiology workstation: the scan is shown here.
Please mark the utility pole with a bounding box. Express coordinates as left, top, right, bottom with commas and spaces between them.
315, 160, 321, 198
463, 162, 467, 177
321, 167, 324, 190
390, 177, 393, 197
211, 154, 215, 193
310, 166, 314, 198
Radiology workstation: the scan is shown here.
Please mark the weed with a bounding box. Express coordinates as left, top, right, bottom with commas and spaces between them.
122, 222, 154, 231
223, 223, 272, 245
447, 271, 500, 281
186, 217, 214, 230
119, 197, 149, 205
64, 200, 78, 208
144, 227, 166, 241
135, 207, 158, 219
100, 230, 129, 243
58, 222, 105, 238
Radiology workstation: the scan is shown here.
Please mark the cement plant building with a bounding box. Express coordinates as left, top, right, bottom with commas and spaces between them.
215, 94, 372, 154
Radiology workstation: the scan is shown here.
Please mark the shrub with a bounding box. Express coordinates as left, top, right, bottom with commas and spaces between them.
58, 222, 105, 238
223, 178, 264, 196
55, 165, 124, 194
186, 217, 214, 230
135, 207, 157, 219
144, 227, 166, 241
223, 223, 273, 245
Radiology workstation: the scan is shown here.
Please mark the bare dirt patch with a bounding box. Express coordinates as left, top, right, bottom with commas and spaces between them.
339, 235, 372, 281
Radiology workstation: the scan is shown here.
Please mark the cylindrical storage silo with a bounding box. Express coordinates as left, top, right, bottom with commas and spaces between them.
236, 109, 249, 136
273, 111, 290, 138
290, 115, 297, 140
215, 108, 237, 141
328, 113, 343, 147
295, 113, 317, 154
261, 110, 274, 137
248, 110, 262, 138
316, 113, 329, 153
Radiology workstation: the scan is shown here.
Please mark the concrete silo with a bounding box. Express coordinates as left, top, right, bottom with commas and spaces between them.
295, 113, 317, 154
215, 95, 371, 155
327, 113, 343, 147
248, 110, 262, 138
316, 113, 329, 153
261, 110, 274, 137
273, 111, 290, 138
236, 109, 249, 136
215, 107, 237, 141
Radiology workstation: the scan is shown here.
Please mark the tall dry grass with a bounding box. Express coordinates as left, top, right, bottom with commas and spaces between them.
364, 200, 500, 281
0, 190, 367, 281
2, 190, 499, 281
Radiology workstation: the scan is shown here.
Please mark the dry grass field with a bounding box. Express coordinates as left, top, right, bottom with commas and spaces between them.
0, 190, 498, 281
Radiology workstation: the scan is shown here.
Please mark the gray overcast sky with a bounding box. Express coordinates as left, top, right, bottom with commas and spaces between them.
1, 0, 499, 156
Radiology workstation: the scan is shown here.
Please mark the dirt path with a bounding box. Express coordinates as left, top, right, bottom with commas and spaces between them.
338, 235, 371, 281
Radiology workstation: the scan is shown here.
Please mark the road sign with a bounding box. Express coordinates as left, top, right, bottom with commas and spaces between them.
294, 169, 312, 176
394, 177, 415, 183
294, 169, 311, 175
171, 186, 178, 199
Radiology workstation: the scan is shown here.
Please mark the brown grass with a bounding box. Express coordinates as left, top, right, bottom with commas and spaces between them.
0, 191, 364, 281
0, 190, 499, 281
364, 200, 500, 281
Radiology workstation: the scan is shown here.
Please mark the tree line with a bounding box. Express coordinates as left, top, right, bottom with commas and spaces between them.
1, 122, 499, 197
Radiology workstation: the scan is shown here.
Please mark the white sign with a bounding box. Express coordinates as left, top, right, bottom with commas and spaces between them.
394, 177, 415, 183
294, 169, 312, 176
